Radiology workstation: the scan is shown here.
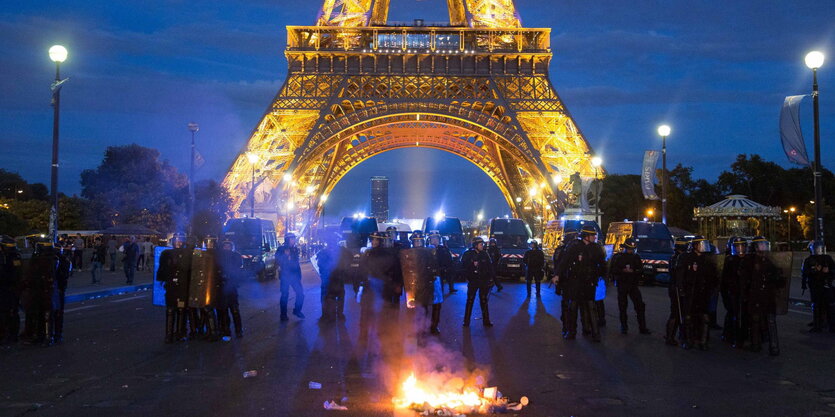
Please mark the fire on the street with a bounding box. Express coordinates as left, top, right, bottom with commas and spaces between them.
393, 372, 528, 415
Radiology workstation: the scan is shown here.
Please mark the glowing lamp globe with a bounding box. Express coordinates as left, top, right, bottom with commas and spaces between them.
49, 45, 68, 63
805, 51, 825, 69
657, 125, 671, 137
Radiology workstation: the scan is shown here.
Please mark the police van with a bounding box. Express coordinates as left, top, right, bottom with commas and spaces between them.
223, 218, 277, 280
604, 221, 674, 285
488, 218, 532, 280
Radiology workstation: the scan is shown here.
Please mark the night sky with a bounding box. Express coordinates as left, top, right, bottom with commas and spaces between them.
1, 0, 833, 222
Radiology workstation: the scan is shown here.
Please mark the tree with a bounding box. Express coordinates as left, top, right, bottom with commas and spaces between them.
191, 180, 232, 239
81, 144, 188, 233
0, 207, 29, 236
599, 174, 647, 230
0, 169, 49, 201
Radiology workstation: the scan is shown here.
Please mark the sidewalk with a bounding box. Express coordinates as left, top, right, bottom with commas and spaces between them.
65, 267, 154, 303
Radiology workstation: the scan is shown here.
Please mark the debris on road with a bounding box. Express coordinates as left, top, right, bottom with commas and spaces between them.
243, 370, 258, 378
323, 400, 348, 410
309, 381, 323, 389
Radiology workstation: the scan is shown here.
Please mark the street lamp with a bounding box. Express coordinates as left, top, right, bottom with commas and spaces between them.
246, 152, 258, 218
805, 51, 826, 245
187, 122, 199, 233
647, 208, 654, 222
657, 124, 671, 225
591, 156, 602, 224
48, 45, 68, 244
784, 206, 797, 247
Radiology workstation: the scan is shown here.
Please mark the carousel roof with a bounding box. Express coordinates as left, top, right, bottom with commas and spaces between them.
693, 195, 782, 218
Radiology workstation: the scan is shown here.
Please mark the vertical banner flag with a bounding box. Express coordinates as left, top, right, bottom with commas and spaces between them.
642, 150, 660, 200
780, 95, 811, 166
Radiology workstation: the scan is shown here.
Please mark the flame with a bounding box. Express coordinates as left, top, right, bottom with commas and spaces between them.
393, 372, 490, 413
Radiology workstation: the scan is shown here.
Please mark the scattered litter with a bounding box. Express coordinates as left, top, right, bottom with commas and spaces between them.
323, 400, 348, 410
309, 381, 322, 389
221, 336, 231, 342
520, 396, 529, 406
243, 370, 258, 378
121, 385, 128, 389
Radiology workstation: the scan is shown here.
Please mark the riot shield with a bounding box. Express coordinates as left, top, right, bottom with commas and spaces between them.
769, 252, 793, 316
400, 247, 435, 307
152, 246, 167, 307
188, 249, 219, 308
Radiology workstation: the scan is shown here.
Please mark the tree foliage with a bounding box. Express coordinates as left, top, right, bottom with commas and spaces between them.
191, 180, 233, 238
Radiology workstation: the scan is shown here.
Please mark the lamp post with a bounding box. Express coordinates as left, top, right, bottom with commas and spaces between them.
187, 122, 199, 234
805, 51, 826, 245
591, 156, 602, 225
48, 45, 68, 244
246, 152, 258, 218
657, 125, 671, 225
784, 206, 796, 247
647, 209, 655, 222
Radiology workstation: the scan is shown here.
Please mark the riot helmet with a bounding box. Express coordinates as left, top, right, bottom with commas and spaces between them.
472, 236, 485, 249
729, 237, 748, 256
284, 232, 296, 246
488, 237, 498, 247
369, 231, 387, 248
562, 231, 578, 244
171, 232, 187, 248
674, 237, 689, 252
621, 238, 637, 253
809, 240, 826, 255
221, 238, 235, 251
1, 235, 16, 249
204, 235, 218, 249
750, 236, 770, 254
34, 238, 54, 254
689, 236, 711, 254
580, 224, 597, 242
530, 240, 539, 250
410, 230, 425, 247
427, 230, 441, 247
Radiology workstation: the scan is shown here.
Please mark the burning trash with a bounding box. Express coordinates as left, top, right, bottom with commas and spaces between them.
392, 372, 529, 415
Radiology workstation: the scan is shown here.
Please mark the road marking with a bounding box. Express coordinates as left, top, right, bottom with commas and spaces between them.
65, 305, 98, 313
109, 294, 150, 303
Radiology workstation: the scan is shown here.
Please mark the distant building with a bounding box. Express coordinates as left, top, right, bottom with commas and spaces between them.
370, 176, 389, 222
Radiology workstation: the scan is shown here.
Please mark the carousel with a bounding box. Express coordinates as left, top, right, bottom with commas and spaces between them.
693, 195, 782, 241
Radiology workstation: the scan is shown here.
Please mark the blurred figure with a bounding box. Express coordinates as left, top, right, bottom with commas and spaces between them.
720, 237, 747, 347
429, 232, 456, 294
523, 240, 545, 297
90, 236, 106, 284
665, 237, 690, 346
740, 237, 784, 355
107, 236, 118, 272
317, 238, 345, 322
72, 234, 85, 272
0, 235, 22, 344
802, 240, 835, 333
278, 233, 304, 321
157, 233, 192, 343
217, 239, 244, 338
552, 231, 579, 336
486, 238, 503, 292
680, 236, 718, 350
121, 236, 140, 284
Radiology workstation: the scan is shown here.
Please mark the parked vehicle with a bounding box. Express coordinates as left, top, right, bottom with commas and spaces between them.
488, 218, 532, 280
605, 221, 674, 285
542, 219, 601, 273
223, 218, 277, 280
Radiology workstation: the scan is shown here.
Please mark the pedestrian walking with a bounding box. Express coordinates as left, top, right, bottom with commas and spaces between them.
121, 236, 140, 284
107, 236, 118, 272
609, 238, 650, 335
277, 233, 304, 321
90, 237, 106, 284
72, 234, 85, 272
523, 240, 545, 297
142, 237, 154, 271
461, 237, 494, 327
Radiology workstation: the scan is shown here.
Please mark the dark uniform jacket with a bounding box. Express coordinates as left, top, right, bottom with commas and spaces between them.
277, 244, 301, 280
740, 254, 784, 314
678, 252, 718, 312
802, 254, 835, 291
721, 255, 745, 298
609, 252, 643, 288
435, 245, 453, 272
523, 248, 546, 274
217, 248, 243, 308
361, 247, 403, 299
460, 248, 493, 286
400, 247, 439, 305
157, 247, 193, 307
557, 240, 606, 300
487, 245, 502, 265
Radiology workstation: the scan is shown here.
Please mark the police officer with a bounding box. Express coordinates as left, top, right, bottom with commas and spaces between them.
402, 231, 443, 335
680, 236, 718, 350
486, 238, 503, 292
157, 233, 193, 343
802, 241, 835, 333
523, 240, 545, 297
316, 236, 345, 322
557, 225, 606, 341
610, 238, 650, 335
278, 233, 304, 321
360, 231, 403, 309
189, 236, 220, 341
217, 238, 244, 338
720, 237, 747, 346
551, 232, 579, 336
0, 236, 22, 343
461, 237, 494, 327
664, 237, 689, 346
51, 240, 72, 344
23, 239, 62, 345
429, 232, 456, 294
740, 236, 784, 355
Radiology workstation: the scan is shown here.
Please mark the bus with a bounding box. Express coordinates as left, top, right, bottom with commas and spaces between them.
223, 218, 277, 281
488, 218, 532, 279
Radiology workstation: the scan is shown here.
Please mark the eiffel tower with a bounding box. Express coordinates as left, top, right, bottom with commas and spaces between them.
222, 0, 600, 235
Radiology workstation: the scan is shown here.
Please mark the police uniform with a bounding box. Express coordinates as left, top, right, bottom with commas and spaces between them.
679, 236, 718, 350
487, 239, 503, 291
461, 237, 494, 327
523, 242, 545, 297
609, 239, 649, 334
720, 237, 747, 346
277, 233, 304, 321
664, 238, 689, 345
157, 236, 193, 343
802, 242, 835, 333
0, 236, 22, 343
740, 237, 784, 355
557, 227, 606, 341
316, 241, 345, 322
402, 232, 443, 335
217, 242, 244, 337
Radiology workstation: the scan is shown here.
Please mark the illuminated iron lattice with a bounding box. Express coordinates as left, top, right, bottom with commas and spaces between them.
222, 0, 601, 235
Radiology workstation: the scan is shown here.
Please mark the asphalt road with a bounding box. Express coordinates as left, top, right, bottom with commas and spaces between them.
1, 264, 834, 417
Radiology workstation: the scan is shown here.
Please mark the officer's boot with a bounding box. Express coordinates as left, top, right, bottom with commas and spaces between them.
637, 305, 651, 334
564, 301, 578, 339
767, 314, 780, 356
535, 279, 541, 297
430, 304, 441, 335
463, 296, 475, 327
526, 279, 532, 297
336, 296, 346, 321
164, 308, 176, 343
665, 317, 679, 346
588, 301, 601, 342
699, 313, 710, 350
619, 306, 629, 334
749, 314, 762, 352
580, 304, 591, 335
681, 315, 693, 349
810, 303, 824, 332
188, 308, 199, 340
204, 308, 219, 342
596, 300, 606, 327
42, 311, 54, 347
480, 298, 493, 327
217, 309, 230, 337
231, 307, 243, 338
176, 308, 188, 341
53, 309, 64, 343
